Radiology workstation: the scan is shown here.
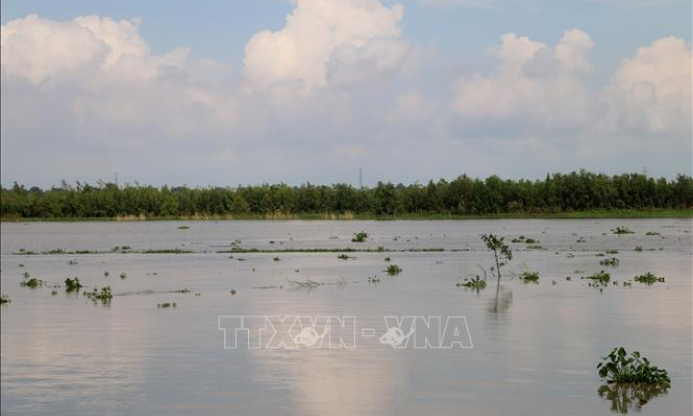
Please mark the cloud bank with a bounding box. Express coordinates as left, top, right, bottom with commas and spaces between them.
1, 0, 691, 186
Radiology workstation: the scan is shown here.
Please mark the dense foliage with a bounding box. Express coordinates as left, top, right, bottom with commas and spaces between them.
1, 171, 692, 219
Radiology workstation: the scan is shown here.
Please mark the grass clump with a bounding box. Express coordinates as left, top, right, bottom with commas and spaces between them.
20, 276, 43, 288
456, 276, 487, 290
386, 264, 403, 275
85, 286, 113, 304
351, 231, 368, 243
611, 226, 634, 235
519, 270, 540, 283
599, 257, 620, 267
337, 254, 351, 260
0, 295, 10, 304
598, 347, 670, 386
120, 272, 127, 280
633, 273, 665, 285
157, 302, 177, 308
645, 231, 660, 236
585, 271, 611, 285
64, 277, 83, 291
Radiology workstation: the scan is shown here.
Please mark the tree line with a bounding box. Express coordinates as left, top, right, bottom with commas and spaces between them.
1, 171, 692, 219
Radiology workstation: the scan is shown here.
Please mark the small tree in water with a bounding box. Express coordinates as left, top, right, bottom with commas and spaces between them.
480, 234, 513, 281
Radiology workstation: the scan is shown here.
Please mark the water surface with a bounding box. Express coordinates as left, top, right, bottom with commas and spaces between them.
1, 219, 691, 415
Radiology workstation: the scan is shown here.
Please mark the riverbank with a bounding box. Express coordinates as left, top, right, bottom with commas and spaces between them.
1, 209, 692, 222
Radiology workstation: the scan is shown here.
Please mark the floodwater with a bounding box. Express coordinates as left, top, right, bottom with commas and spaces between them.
1, 219, 691, 416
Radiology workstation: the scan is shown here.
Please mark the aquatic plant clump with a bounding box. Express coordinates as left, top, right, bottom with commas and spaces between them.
456, 276, 487, 290
584, 271, 611, 286
64, 277, 83, 291
597, 347, 670, 386
599, 257, 620, 267
157, 302, 177, 308
386, 265, 403, 275
633, 273, 665, 285
351, 231, 368, 243
85, 286, 113, 304
0, 295, 10, 304
611, 226, 634, 235
21, 275, 44, 288
519, 271, 540, 283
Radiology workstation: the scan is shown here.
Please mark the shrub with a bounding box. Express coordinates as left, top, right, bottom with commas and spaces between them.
480, 234, 512, 280
585, 271, 611, 285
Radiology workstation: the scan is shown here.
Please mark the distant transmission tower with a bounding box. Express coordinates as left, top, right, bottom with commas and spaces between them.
359, 167, 363, 188
114, 172, 119, 188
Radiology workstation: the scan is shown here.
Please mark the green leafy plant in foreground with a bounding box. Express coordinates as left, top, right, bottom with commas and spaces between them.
597, 347, 670, 386
633, 273, 665, 285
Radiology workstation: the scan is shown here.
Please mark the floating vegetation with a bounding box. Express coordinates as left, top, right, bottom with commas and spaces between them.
120, 272, 127, 280
598, 347, 670, 386
611, 226, 634, 235
386, 264, 403, 275
287, 278, 323, 288
84, 286, 113, 304
64, 277, 83, 291
141, 249, 194, 254
456, 276, 487, 290
599, 257, 620, 267
172, 288, 192, 293
0, 295, 10, 304
20, 276, 43, 288
584, 271, 611, 286
634, 246, 643, 252
565, 276, 572, 281
273, 256, 281, 262
525, 238, 538, 244
104, 271, 110, 277
519, 271, 540, 283
384, 257, 391, 262
67, 259, 78, 265
337, 254, 351, 260
157, 302, 177, 308
526, 245, 545, 250
368, 276, 380, 283
576, 237, 586, 243
51, 290, 58, 296
606, 249, 619, 254
633, 273, 665, 285
177, 225, 190, 230
351, 231, 368, 243
230, 289, 237, 295
645, 231, 660, 236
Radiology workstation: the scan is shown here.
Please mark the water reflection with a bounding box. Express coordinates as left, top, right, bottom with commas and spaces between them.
488, 283, 513, 317
597, 383, 669, 414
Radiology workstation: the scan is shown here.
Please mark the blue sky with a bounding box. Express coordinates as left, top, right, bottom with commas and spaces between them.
1, 0, 691, 187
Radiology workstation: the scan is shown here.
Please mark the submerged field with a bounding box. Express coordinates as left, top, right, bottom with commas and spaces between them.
1, 219, 692, 415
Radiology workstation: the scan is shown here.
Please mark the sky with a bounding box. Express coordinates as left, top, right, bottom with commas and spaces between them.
1, 0, 691, 188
